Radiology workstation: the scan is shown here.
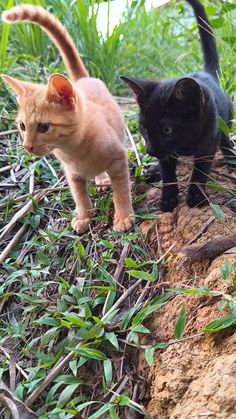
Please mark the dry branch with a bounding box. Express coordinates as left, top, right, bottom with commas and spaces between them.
0, 347, 28, 380
0, 192, 43, 241
181, 234, 236, 263
0, 225, 29, 264
0, 380, 37, 418
0, 129, 18, 137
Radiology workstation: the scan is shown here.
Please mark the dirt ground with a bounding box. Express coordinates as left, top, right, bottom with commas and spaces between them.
137, 154, 236, 419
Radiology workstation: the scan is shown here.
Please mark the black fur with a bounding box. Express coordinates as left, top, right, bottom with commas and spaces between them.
122, 0, 236, 212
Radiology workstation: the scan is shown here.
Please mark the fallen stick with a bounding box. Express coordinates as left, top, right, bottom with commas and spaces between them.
0, 165, 12, 174
0, 185, 69, 210
185, 216, 215, 246
181, 234, 236, 263
126, 125, 142, 167
0, 224, 29, 264
0, 129, 18, 137
0, 192, 43, 241
0, 346, 28, 380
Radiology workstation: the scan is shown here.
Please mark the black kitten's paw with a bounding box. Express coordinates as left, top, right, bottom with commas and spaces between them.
159, 195, 179, 212
144, 164, 161, 183
187, 190, 208, 208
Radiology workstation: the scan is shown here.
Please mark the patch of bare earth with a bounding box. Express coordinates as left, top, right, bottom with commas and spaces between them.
137, 154, 236, 419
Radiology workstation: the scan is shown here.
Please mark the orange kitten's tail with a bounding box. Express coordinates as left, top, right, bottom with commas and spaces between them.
2, 5, 89, 81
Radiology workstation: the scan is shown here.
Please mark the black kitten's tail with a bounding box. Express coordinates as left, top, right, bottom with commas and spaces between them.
186, 0, 219, 78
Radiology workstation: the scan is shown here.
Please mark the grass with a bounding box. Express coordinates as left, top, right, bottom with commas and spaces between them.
0, 0, 236, 417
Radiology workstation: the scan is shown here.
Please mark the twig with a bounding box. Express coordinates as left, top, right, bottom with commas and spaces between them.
29, 168, 35, 194
9, 355, 16, 392
0, 346, 28, 380
0, 129, 18, 137
0, 165, 12, 174
181, 234, 236, 263
102, 242, 130, 316
43, 157, 58, 180
0, 183, 19, 188
0, 224, 29, 264
0, 185, 69, 210
103, 375, 129, 404
211, 168, 236, 183
119, 332, 204, 350
126, 125, 142, 167
0, 191, 43, 240
185, 216, 215, 246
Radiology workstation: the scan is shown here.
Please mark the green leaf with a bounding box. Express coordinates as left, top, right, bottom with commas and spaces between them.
125, 257, 139, 268
210, 203, 224, 222
208, 182, 231, 194
169, 287, 210, 296
127, 269, 155, 281
218, 117, 230, 135
75, 401, 97, 413
154, 342, 169, 350
144, 347, 155, 366
78, 240, 86, 258
103, 359, 112, 386
120, 304, 142, 331
203, 314, 236, 333
83, 325, 101, 340
105, 332, 119, 349
35, 317, 61, 327
131, 324, 150, 333
117, 395, 130, 406
174, 304, 187, 339
88, 403, 111, 419
63, 315, 87, 329
54, 375, 81, 384
57, 383, 81, 407
72, 347, 107, 360
132, 292, 172, 326
69, 360, 78, 376
109, 405, 120, 419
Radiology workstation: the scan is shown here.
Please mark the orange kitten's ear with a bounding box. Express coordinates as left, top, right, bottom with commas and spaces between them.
46, 74, 76, 108
1, 74, 26, 97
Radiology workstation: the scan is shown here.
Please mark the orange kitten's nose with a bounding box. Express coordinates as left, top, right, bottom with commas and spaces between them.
24, 143, 33, 153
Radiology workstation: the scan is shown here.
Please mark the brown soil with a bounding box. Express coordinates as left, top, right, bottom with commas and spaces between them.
137, 154, 236, 419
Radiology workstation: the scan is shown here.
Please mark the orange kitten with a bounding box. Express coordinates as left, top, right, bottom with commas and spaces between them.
2, 5, 134, 234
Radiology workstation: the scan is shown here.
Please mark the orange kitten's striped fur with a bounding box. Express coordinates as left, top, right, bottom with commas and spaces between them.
2, 5, 134, 234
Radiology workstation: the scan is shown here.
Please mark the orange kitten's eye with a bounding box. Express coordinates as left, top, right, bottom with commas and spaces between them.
38, 123, 49, 133
19, 121, 26, 131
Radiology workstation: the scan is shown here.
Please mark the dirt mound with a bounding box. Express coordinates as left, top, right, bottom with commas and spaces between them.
138, 156, 236, 418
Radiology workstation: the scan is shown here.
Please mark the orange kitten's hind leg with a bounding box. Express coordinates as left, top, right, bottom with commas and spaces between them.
65, 171, 92, 234
108, 158, 134, 232
95, 172, 111, 191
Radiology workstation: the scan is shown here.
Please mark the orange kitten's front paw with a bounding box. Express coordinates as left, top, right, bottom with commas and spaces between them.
71, 216, 91, 234
113, 214, 134, 232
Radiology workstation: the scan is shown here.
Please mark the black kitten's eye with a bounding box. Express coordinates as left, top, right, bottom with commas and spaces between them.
19, 121, 26, 131
162, 126, 173, 135
38, 123, 50, 133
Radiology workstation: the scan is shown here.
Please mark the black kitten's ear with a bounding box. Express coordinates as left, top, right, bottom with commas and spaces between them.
170, 77, 205, 107
121, 76, 155, 107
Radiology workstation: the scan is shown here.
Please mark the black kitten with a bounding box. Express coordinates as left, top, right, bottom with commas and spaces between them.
122, 0, 236, 212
